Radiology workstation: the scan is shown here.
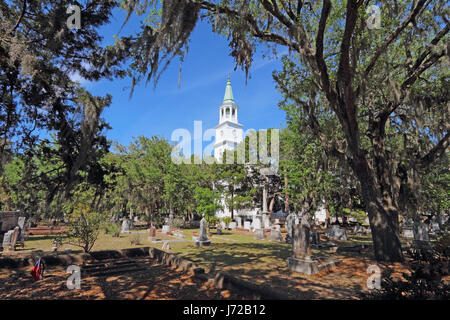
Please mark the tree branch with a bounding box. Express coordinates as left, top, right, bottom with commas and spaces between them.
420, 131, 450, 168
9, 0, 27, 33
363, 0, 429, 78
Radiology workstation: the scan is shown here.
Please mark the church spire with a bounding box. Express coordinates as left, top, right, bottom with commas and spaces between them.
223, 75, 234, 103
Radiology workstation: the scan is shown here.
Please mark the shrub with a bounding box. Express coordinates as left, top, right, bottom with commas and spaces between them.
105, 222, 121, 237
221, 217, 232, 228
66, 203, 107, 253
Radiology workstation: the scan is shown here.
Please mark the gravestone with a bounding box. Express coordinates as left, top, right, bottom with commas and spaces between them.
17, 217, 26, 230
161, 225, 171, 234
237, 217, 242, 228
354, 225, 364, 234
2, 230, 14, 251
17, 216, 26, 244
328, 225, 347, 240
121, 218, 130, 234
229, 221, 237, 229
412, 222, 432, 250
10, 226, 20, 251
273, 224, 281, 231
310, 231, 320, 246
254, 229, 265, 240
403, 227, 414, 239
431, 222, 440, 233
269, 227, 283, 242
148, 225, 156, 241
285, 213, 295, 244
253, 215, 262, 231
194, 217, 211, 247
263, 215, 271, 229
243, 221, 251, 231
162, 241, 171, 250
220, 221, 226, 230
413, 222, 430, 241
287, 215, 320, 275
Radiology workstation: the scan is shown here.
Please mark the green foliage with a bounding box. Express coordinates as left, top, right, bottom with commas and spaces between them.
105, 222, 121, 237
193, 186, 222, 218
221, 216, 233, 226
66, 203, 107, 253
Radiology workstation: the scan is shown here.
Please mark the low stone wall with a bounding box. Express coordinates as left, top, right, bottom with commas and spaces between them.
212, 271, 291, 300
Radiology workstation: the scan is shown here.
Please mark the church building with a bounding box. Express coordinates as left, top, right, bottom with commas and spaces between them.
214, 77, 243, 162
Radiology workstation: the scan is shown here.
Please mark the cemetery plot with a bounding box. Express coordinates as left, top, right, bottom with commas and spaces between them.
0, 257, 245, 300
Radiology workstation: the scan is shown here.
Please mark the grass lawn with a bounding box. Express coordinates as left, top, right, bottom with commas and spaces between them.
2, 227, 415, 299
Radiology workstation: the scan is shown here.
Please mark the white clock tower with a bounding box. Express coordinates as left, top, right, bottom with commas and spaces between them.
214, 77, 243, 162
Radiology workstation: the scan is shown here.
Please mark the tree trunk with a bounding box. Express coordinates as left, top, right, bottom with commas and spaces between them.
353, 156, 404, 262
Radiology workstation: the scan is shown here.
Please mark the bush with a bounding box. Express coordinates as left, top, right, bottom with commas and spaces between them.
66, 204, 107, 253
221, 217, 232, 228
105, 222, 121, 237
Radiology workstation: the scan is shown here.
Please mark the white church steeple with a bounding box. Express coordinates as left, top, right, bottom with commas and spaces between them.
214, 76, 243, 162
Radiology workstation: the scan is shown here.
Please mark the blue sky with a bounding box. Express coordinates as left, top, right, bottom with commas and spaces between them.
81, 9, 287, 154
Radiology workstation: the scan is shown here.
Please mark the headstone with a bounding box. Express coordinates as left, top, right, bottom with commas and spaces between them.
253, 215, 262, 230
354, 225, 364, 234
220, 221, 226, 230
121, 218, 130, 233
194, 217, 211, 247
17, 217, 26, 230
310, 231, 320, 245
237, 217, 242, 228
2, 230, 14, 251
413, 222, 429, 242
431, 222, 440, 233
285, 213, 295, 244
229, 222, 237, 229
17, 217, 26, 244
243, 221, 251, 231
148, 225, 156, 241
403, 227, 414, 239
10, 227, 20, 251
254, 229, 265, 240
274, 218, 280, 224
269, 227, 283, 242
328, 225, 347, 240
162, 241, 170, 250
287, 215, 320, 275
161, 225, 171, 234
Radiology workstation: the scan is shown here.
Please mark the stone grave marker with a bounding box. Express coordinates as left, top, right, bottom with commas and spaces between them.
194, 217, 211, 247
2, 230, 14, 251
287, 215, 320, 275
285, 213, 295, 244
412, 222, 432, 250
10, 227, 20, 251
269, 227, 283, 242
310, 231, 320, 246
148, 225, 156, 241
229, 221, 237, 229
328, 225, 347, 240
236, 217, 242, 228
403, 227, 414, 239
161, 225, 171, 234
243, 221, 251, 231
121, 218, 130, 234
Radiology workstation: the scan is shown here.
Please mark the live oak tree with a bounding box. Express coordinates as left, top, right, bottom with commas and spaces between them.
118, 0, 448, 262
0, 1, 123, 200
